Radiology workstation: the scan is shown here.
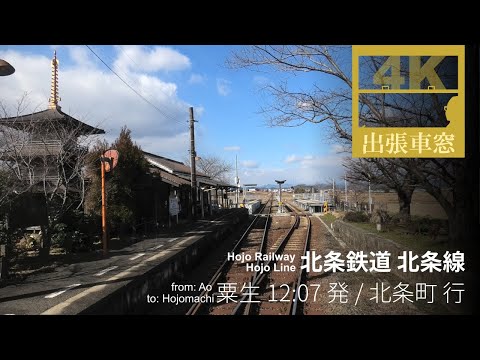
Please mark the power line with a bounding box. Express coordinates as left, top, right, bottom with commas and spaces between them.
106, 45, 185, 123
85, 45, 183, 124
117, 45, 142, 70
95, 45, 148, 96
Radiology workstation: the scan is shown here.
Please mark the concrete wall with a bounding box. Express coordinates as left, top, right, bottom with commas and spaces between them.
80, 209, 248, 314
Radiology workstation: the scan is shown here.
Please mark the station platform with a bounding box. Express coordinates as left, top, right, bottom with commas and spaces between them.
239, 199, 262, 214
0, 209, 248, 315
294, 199, 325, 213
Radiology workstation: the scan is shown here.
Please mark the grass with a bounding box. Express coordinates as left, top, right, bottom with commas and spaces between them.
349, 222, 448, 252
320, 213, 337, 227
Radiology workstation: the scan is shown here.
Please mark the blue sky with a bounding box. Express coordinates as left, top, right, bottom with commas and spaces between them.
0, 45, 348, 186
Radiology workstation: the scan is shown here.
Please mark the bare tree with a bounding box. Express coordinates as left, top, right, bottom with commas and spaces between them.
0, 95, 102, 257
349, 184, 368, 211
184, 154, 233, 184
228, 46, 466, 247
227, 46, 353, 143
344, 158, 417, 220
241, 46, 425, 215
0, 94, 41, 207
228, 46, 454, 133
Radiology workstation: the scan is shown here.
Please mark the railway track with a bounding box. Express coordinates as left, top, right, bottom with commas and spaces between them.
188, 197, 314, 315
186, 194, 273, 315
247, 214, 310, 315
188, 199, 433, 315
284, 201, 333, 315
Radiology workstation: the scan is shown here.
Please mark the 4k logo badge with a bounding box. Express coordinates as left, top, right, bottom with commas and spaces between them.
352, 45, 465, 158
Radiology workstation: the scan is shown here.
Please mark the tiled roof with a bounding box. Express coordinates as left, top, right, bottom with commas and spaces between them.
143, 151, 207, 177
0, 107, 105, 135
150, 167, 190, 187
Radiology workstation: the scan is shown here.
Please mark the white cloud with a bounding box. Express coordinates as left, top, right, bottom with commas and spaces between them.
330, 144, 348, 154
299, 155, 342, 169
224, 145, 240, 151
285, 154, 314, 163
136, 132, 190, 159
239, 167, 287, 186
245, 153, 347, 186
285, 154, 301, 163
241, 160, 259, 168
66, 46, 96, 68
216, 78, 232, 96
253, 75, 271, 86
113, 45, 191, 74
193, 105, 205, 118
297, 101, 313, 109
188, 73, 206, 85
0, 47, 197, 161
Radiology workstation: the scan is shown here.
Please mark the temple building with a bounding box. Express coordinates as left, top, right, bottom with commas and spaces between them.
0, 51, 104, 227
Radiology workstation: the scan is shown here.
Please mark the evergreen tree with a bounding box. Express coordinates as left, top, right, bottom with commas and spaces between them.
85, 126, 148, 236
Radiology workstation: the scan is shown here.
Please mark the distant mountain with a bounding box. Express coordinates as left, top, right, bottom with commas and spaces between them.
257, 183, 333, 189
257, 183, 294, 189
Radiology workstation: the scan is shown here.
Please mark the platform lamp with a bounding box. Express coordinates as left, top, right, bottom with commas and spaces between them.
0, 59, 15, 76
275, 180, 286, 213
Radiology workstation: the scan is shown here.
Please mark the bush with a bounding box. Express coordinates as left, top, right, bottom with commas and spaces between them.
344, 211, 369, 222
405, 216, 447, 235
412, 216, 432, 234
51, 218, 96, 253
51, 223, 69, 249
71, 231, 95, 253
370, 209, 391, 224
391, 213, 406, 226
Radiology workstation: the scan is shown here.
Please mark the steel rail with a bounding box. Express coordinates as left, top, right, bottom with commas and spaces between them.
187, 194, 272, 315
232, 214, 300, 315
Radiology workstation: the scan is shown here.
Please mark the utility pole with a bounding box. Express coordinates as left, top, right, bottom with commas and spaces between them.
368, 179, 372, 214
332, 178, 335, 209
235, 155, 239, 208
344, 173, 348, 211
189, 107, 197, 218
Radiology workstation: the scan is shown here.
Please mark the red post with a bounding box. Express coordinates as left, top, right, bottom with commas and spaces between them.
101, 160, 108, 255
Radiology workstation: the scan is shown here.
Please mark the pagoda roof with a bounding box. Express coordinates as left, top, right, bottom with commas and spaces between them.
0, 106, 105, 135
